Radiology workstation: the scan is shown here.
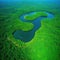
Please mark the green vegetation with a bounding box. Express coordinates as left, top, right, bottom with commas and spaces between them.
24, 12, 47, 20
0, 1, 60, 60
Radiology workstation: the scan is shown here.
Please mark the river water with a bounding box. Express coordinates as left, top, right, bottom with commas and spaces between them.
13, 12, 54, 42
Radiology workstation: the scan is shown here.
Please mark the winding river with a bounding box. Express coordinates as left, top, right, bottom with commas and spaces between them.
13, 11, 54, 42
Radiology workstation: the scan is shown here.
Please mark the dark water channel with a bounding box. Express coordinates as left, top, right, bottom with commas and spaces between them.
13, 12, 54, 42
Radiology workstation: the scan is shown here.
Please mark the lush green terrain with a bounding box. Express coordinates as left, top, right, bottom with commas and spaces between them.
24, 12, 47, 20
0, 1, 60, 60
